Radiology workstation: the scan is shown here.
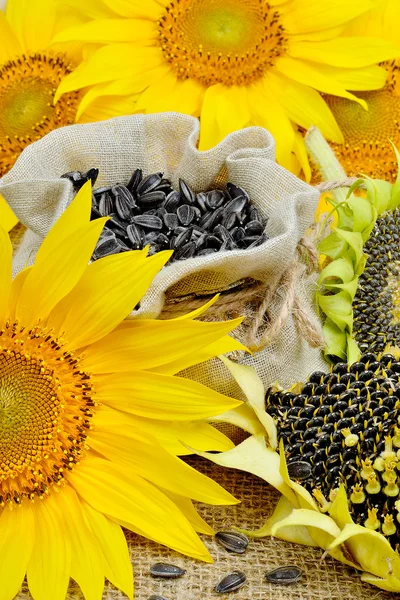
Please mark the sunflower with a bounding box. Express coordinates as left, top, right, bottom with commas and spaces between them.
320, 0, 400, 182
0, 193, 18, 232
0, 180, 246, 600
200, 357, 400, 593
52, 0, 398, 178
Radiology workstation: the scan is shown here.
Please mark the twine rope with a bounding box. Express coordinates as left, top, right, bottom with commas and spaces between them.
316, 177, 363, 193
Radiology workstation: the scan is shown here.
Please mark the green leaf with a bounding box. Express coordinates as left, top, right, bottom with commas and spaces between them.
318, 292, 353, 331
322, 319, 347, 360
347, 336, 361, 364
334, 228, 364, 271
346, 179, 365, 198
318, 232, 348, 259
346, 195, 375, 235
318, 257, 354, 286
364, 178, 392, 215
389, 142, 400, 211
324, 279, 359, 301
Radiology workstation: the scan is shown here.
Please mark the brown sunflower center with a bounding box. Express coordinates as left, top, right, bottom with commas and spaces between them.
157, 0, 287, 86
0, 322, 94, 506
323, 60, 400, 182
0, 53, 80, 177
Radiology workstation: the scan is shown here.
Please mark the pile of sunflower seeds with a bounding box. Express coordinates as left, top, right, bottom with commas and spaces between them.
61, 168, 268, 262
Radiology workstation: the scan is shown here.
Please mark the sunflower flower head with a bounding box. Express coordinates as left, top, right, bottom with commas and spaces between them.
53, 0, 399, 177
0, 181, 245, 600
199, 358, 400, 593
321, 0, 400, 181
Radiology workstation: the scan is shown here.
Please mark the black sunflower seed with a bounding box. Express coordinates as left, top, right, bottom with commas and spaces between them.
215, 531, 249, 554
137, 190, 166, 208
98, 192, 114, 216
179, 179, 195, 204
93, 185, 112, 196
177, 204, 195, 226
206, 190, 225, 209
224, 195, 248, 214
131, 215, 163, 230
226, 182, 249, 201
213, 224, 233, 243
247, 233, 268, 248
221, 211, 237, 230
94, 236, 121, 258
126, 223, 144, 249
215, 571, 246, 593
127, 168, 142, 193
173, 228, 192, 249
245, 220, 264, 236
153, 233, 170, 248
163, 190, 180, 211
196, 192, 208, 212
86, 167, 99, 186
204, 235, 222, 249
174, 241, 196, 260
287, 461, 312, 480
249, 205, 261, 222
265, 566, 303, 585
150, 563, 186, 578
108, 215, 127, 236
113, 187, 136, 220
137, 172, 163, 195
148, 596, 169, 600
197, 247, 218, 256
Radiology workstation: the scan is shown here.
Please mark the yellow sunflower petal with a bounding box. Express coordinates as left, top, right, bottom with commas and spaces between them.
276, 56, 368, 108
91, 405, 234, 455
0, 7, 23, 62
161, 490, 215, 535
9, 266, 32, 321
151, 334, 247, 375
53, 18, 157, 44
267, 70, 343, 143
82, 317, 242, 372
0, 195, 18, 232
68, 456, 213, 562
199, 84, 251, 150
78, 93, 137, 124
82, 501, 134, 600
15, 218, 107, 327
281, 0, 379, 35
35, 180, 92, 265
135, 72, 205, 116
95, 370, 242, 420
6, 0, 56, 51
248, 79, 296, 170
289, 37, 400, 68
101, 0, 165, 20
0, 224, 12, 321
0, 504, 35, 600
270, 507, 341, 545
27, 496, 71, 600
56, 486, 104, 600
90, 412, 238, 505
309, 63, 388, 92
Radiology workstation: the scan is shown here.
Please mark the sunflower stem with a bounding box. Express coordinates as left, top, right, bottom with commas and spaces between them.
305, 126, 348, 203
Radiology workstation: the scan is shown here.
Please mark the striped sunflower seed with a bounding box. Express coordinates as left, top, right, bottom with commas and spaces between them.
94, 236, 121, 258
137, 190, 166, 208
150, 563, 186, 578
173, 228, 192, 249
126, 223, 144, 249
287, 461, 312, 480
179, 179, 195, 204
215, 531, 249, 553
132, 215, 163, 230
127, 168, 142, 193
137, 172, 163, 195
226, 182, 249, 201
206, 190, 225, 209
197, 247, 218, 256
114, 188, 136, 221
265, 566, 303, 585
148, 596, 169, 600
204, 235, 221, 249
213, 224, 233, 243
224, 195, 248, 214
177, 204, 195, 226
174, 240, 196, 260
196, 192, 208, 212
98, 192, 114, 216
221, 211, 237, 230
163, 190, 180, 211
215, 571, 246, 593
163, 212, 179, 230
245, 220, 264, 235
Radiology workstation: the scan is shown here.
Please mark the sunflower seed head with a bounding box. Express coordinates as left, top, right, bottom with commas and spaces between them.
265, 566, 303, 585
215, 571, 246, 593
287, 461, 312, 481
137, 172, 163, 195
150, 563, 186, 579
215, 531, 249, 553
179, 178, 195, 204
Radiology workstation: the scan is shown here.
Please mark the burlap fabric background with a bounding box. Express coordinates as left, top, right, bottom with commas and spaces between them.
0, 113, 328, 401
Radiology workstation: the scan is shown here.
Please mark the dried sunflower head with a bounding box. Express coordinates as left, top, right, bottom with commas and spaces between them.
201, 358, 400, 593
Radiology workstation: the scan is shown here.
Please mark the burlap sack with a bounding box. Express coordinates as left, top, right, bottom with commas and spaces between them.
0, 113, 328, 396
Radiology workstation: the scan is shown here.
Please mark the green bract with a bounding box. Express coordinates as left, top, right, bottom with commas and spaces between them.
317, 151, 400, 362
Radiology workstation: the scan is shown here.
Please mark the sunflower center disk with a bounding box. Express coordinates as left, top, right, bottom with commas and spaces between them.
0, 53, 79, 176
158, 0, 287, 86
324, 60, 400, 182
0, 323, 94, 506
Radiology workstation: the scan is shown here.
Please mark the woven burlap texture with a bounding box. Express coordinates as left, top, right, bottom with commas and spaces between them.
12, 457, 394, 600
0, 112, 328, 398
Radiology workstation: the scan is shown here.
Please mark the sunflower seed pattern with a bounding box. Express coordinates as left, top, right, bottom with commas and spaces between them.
67, 168, 269, 263
215, 531, 249, 553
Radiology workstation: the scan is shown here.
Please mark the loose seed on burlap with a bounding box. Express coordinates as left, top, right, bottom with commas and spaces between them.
148, 596, 170, 600
215, 531, 249, 554
215, 571, 246, 593
265, 566, 303, 585
150, 563, 186, 579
